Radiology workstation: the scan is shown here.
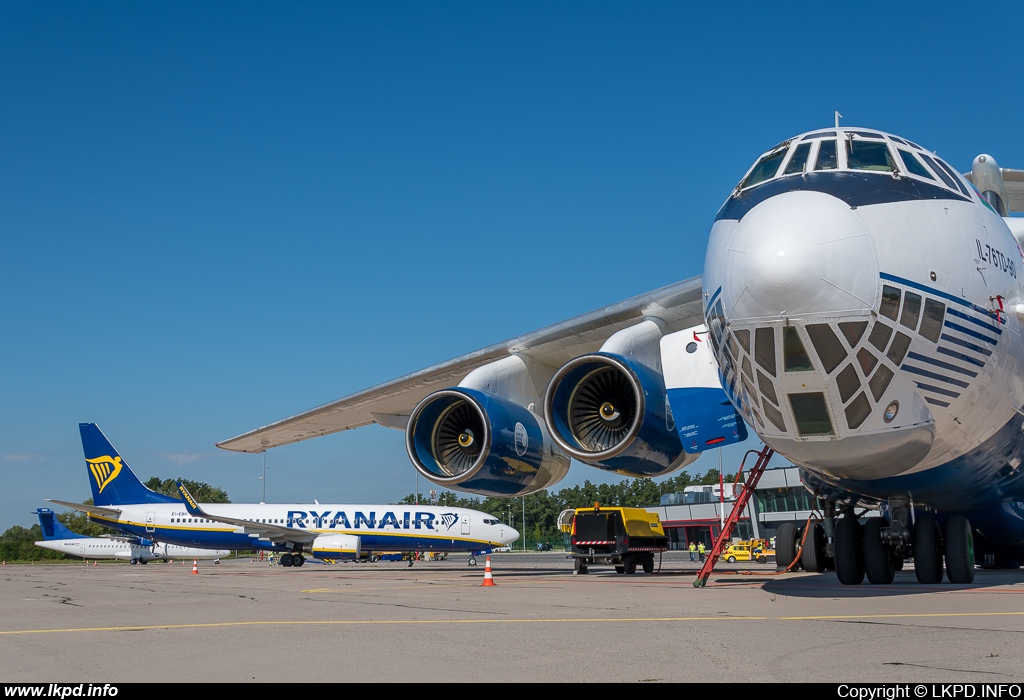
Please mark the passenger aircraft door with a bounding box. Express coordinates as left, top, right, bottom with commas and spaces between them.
146, 512, 156, 533
461, 514, 470, 535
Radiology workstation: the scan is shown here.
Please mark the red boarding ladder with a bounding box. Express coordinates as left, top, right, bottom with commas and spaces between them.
693, 444, 775, 588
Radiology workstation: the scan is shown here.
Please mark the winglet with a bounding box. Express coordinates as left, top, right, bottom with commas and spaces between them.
176, 482, 205, 517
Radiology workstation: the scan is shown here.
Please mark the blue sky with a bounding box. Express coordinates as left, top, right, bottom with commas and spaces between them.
3, 2, 1023, 532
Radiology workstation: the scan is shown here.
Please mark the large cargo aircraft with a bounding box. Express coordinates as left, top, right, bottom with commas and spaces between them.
51, 423, 519, 568
33, 507, 228, 564
216, 125, 1024, 586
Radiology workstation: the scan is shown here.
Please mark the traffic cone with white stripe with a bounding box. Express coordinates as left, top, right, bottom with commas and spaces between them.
481, 556, 496, 586
192, 559, 198, 574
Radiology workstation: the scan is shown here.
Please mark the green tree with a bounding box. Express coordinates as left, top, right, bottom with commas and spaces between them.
144, 477, 230, 503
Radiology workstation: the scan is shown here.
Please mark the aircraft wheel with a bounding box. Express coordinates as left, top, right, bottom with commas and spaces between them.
130, 558, 138, 565
280, 553, 294, 567
294, 555, 305, 567
800, 523, 826, 573
863, 518, 895, 584
775, 522, 800, 570
944, 514, 976, 584
642, 554, 654, 574
834, 516, 865, 585
139, 559, 147, 565
370, 555, 380, 563
913, 514, 944, 584
624, 556, 637, 575
468, 557, 476, 567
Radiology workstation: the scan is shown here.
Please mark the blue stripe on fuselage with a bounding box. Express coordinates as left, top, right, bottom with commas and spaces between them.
716, 171, 969, 222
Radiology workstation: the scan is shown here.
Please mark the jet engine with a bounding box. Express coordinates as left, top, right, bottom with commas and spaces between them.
405, 387, 570, 497
544, 351, 695, 477
310, 533, 361, 561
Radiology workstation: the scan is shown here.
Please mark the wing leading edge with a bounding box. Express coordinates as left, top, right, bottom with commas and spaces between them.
217, 275, 706, 453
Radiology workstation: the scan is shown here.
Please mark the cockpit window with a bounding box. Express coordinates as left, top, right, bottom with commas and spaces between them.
741, 149, 788, 189
919, 153, 959, 191
802, 131, 836, 140
933, 157, 970, 196
847, 140, 895, 172
783, 142, 811, 175
814, 140, 838, 170
898, 149, 934, 180
847, 131, 883, 139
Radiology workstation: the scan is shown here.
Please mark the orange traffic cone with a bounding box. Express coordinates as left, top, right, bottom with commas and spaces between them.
481, 556, 496, 586
191, 559, 198, 574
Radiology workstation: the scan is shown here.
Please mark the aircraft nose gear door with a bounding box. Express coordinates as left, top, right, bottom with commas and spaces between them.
461, 514, 470, 535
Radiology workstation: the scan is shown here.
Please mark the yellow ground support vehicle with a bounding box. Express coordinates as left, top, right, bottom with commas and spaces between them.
722, 539, 771, 564
569, 504, 668, 575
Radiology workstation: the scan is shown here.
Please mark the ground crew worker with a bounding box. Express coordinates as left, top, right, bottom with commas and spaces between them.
688, 542, 696, 562
698, 542, 706, 562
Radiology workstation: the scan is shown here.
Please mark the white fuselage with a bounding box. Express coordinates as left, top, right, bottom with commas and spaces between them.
34, 537, 228, 562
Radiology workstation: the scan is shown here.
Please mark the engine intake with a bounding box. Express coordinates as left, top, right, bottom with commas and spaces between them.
544, 353, 693, 477
406, 388, 569, 497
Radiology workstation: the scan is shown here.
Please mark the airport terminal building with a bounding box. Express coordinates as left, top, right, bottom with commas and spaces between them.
646, 465, 817, 550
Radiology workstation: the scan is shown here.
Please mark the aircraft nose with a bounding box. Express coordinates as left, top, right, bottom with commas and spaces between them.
720, 190, 878, 323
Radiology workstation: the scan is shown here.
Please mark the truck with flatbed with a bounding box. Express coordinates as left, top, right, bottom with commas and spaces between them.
569, 504, 668, 575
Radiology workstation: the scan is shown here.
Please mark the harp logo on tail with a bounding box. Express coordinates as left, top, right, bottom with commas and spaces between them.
87, 456, 123, 494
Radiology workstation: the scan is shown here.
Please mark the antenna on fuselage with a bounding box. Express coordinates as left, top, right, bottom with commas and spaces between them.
835, 111, 843, 128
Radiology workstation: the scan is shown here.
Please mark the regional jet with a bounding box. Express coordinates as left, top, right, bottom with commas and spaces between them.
216, 126, 1024, 586
33, 507, 228, 564
50, 424, 518, 568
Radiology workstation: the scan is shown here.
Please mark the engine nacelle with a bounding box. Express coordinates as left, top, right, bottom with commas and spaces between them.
406, 388, 570, 497
544, 352, 695, 477
310, 533, 362, 561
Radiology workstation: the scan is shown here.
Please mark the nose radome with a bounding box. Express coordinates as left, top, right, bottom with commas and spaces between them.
722, 191, 879, 323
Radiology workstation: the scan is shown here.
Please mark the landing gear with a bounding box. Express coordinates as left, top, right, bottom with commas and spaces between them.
468, 557, 477, 567
863, 517, 895, 585
944, 514, 975, 584
139, 559, 147, 564
800, 523, 826, 573
293, 554, 305, 567
834, 516, 864, 585
913, 514, 943, 584
130, 558, 138, 565
280, 553, 294, 567
775, 522, 800, 570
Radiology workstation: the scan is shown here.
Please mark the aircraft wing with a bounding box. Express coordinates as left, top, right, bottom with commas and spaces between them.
217, 275, 705, 453
175, 483, 319, 546
47, 500, 122, 518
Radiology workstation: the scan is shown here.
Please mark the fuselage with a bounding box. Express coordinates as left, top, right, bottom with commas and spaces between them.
703, 127, 1024, 535
91, 502, 519, 553
34, 537, 228, 562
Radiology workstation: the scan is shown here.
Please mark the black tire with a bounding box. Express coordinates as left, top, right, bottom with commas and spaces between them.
614, 566, 625, 574
863, 517, 895, 584
294, 555, 305, 567
944, 514, 976, 584
757, 556, 766, 564
776, 522, 800, 570
140, 559, 147, 565
801, 523, 826, 573
370, 555, 380, 563
280, 553, 294, 567
468, 557, 477, 566
642, 554, 655, 574
130, 559, 138, 565
834, 516, 865, 585
913, 514, 944, 584
727, 555, 736, 563
624, 556, 637, 575
573, 557, 588, 575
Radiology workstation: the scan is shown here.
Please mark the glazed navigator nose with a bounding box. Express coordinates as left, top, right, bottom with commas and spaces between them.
720, 190, 879, 323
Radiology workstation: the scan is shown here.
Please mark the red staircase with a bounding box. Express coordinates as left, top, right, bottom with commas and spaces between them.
693, 445, 775, 588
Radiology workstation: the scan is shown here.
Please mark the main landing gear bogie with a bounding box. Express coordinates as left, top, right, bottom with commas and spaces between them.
279, 553, 306, 568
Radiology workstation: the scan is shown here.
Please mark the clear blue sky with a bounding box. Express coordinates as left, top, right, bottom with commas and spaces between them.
3, 2, 1023, 532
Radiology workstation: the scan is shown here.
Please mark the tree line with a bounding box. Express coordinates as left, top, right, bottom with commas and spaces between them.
1, 470, 730, 560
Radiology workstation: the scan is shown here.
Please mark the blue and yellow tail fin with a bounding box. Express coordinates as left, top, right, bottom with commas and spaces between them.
34, 507, 85, 540
79, 423, 180, 506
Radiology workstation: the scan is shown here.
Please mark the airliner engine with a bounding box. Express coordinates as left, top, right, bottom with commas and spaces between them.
544, 351, 695, 477
405, 388, 570, 497
310, 533, 362, 561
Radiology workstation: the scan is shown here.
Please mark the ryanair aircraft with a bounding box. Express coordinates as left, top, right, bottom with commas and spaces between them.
33, 507, 228, 564
217, 125, 1024, 586
50, 424, 518, 567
